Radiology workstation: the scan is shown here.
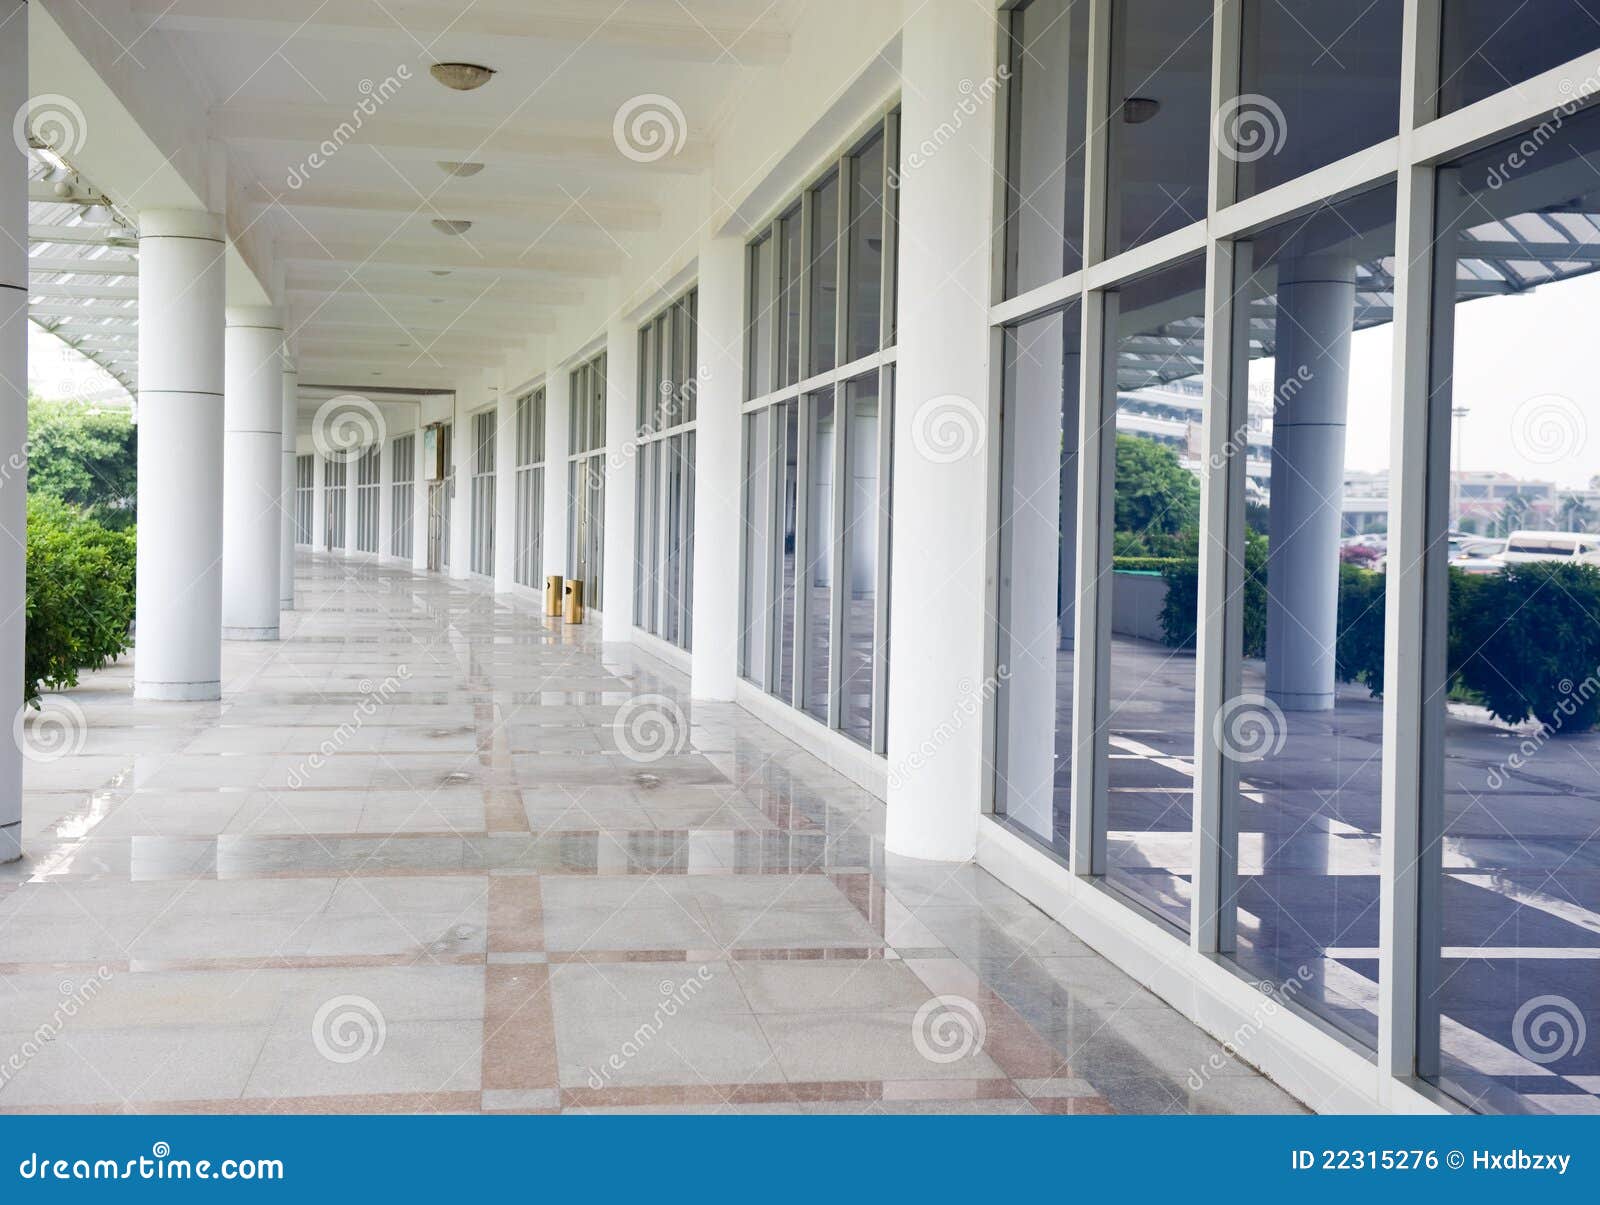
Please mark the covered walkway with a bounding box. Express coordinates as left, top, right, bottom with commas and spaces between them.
1, 556, 1299, 1114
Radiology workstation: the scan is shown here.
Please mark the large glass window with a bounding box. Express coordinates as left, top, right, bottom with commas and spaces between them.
294, 453, 314, 545
1423, 108, 1600, 1115
567, 352, 606, 607
1222, 187, 1398, 1046
513, 389, 545, 589
355, 443, 380, 554
1235, 1, 1402, 199
469, 409, 496, 576
1106, 0, 1212, 256
994, 304, 1082, 858
1437, 1, 1600, 114
391, 434, 415, 561
1102, 255, 1206, 929
741, 110, 899, 751
633, 287, 698, 650
323, 455, 347, 551
1004, 0, 1090, 296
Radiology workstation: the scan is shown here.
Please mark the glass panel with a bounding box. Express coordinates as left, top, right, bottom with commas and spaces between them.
1237, 0, 1401, 199
1224, 186, 1397, 1046
748, 235, 775, 398
1107, 0, 1212, 256
683, 430, 697, 650
779, 207, 803, 387
679, 291, 698, 424
592, 355, 606, 451
1439, 1, 1600, 115
841, 374, 881, 745
664, 434, 685, 647
1104, 255, 1205, 928
810, 172, 841, 375
847, 132, 885, 362
1005, 0, 1090, 295
654, 313, 670, 430
803, 390, 836, 722
774, 399, 800, 702
1424, 107, 1600, 1115
741, 409, 773, 687
995, 304, 1082, 858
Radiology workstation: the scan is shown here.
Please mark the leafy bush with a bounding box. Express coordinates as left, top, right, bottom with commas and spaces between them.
27, 395, 137, 528
1114, 434, 1199, 537
24, 494, 136, 705
1452, 562, 1600, 731
1153, 529, 1268, 654
1335, 564, 1386, 695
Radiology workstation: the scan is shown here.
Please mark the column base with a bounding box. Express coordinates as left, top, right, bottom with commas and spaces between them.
223, 626, 279, 641
134, 680, 222, 701
1267, 688, 1334, 712
1, 821, 19, 865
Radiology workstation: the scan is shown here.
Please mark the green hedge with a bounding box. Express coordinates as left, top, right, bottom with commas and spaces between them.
24, 494, 136, 706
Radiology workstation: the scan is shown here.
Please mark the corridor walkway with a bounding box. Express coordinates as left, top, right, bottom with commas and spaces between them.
0, 555, 1302, 1114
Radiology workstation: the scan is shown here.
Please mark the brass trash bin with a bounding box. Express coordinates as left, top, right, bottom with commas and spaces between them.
544, 574, 564, 617
563, 578, 584, 625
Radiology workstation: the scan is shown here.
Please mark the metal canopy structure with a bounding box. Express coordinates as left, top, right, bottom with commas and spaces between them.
25, 146, 139, 400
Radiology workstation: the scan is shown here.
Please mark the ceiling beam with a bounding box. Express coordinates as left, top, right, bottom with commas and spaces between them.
253, 188, 660, 234
133, 0, 789, 65
29, 257, 138, 277
278, 239, 619, 277
27, 282, 138, 301
28, 224, 137, 248
29, 303, 140, 321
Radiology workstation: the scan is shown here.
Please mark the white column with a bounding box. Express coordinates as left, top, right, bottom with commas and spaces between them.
690, 235, 745, 700
135, 209, 227, 701
602, 319, 640, 641
882, 2, 997, 861
311, 450, 327, 551
493, 385, 516, 591
280, 358, 298, 607
343, 437, 360, 558
1, 0, 27, 861
448, 394, 469, 578
1265, 255, 1355, 712
543, 364, 571, 586
377, 415, 395, 561
222, 305, 283, 640
410, 425, 428, 571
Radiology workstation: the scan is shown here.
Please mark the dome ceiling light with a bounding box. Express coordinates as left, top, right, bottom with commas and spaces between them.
430, 63, 496, 91
1122, 96, 1161, 124
437, 161, 485, 178
432, 219, 473, 236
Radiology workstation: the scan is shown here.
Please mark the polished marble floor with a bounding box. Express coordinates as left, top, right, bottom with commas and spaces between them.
0, 554, 1305, 1114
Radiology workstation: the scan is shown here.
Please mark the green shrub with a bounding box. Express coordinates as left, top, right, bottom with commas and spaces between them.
24, 494, 136, 705
1112, 556, 1187, 575
1154, 529, 1267, 654
1452, 562, 1600, 731
1335, 564, 1386, 694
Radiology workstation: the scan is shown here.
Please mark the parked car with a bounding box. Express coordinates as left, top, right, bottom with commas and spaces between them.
1496, 531, 1600, 567
1448, 534, 1507, 575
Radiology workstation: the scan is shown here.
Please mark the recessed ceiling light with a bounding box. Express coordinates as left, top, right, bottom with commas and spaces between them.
437, 161, 485, 178
430, 63, 496, 91
432, 219, 472, 236
1122, 96, 1161, 124
431, 270, 452, 277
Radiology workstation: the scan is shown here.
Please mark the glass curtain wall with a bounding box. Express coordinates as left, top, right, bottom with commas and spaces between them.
513, 388, 546, 589
567, 352, 607, 608
323, 456, 346, 551
987, 0, 1600, 1115
294, 454, 314, 545
355, 444, 380, 554
634, 286, 699, 650
470, 409, 496, 577
390, 433, 415, 560
740, 108, 899, 753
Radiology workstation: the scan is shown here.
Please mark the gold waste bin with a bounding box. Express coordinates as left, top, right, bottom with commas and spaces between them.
563, 578, 584, 625
545, 574, 564, 616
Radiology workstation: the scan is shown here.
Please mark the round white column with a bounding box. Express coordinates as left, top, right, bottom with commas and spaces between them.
135, 209, 227, 701
343, 438, 361, 557
493, 385, 516, 592
601, 318, 639, 641
222, 306, 284, 640
280, 358, 298, 608
883, 2, 997, 861
1265, 255, 1355, 712
1, 0, 28, 861
688, 235, 744, 700
541, 365, 571, 585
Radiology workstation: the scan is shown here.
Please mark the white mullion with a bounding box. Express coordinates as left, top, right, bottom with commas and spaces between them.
828, 381, 849, 731
792, 391, 814, 711
1082, 219, 1208, 291
870, 366, 894, 755
991, 269, 1087, 328
1411, 47, 1600, 165
1082, 0, 1114, 270
881, 110, 901, 347
1210, 139, 1401, 241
